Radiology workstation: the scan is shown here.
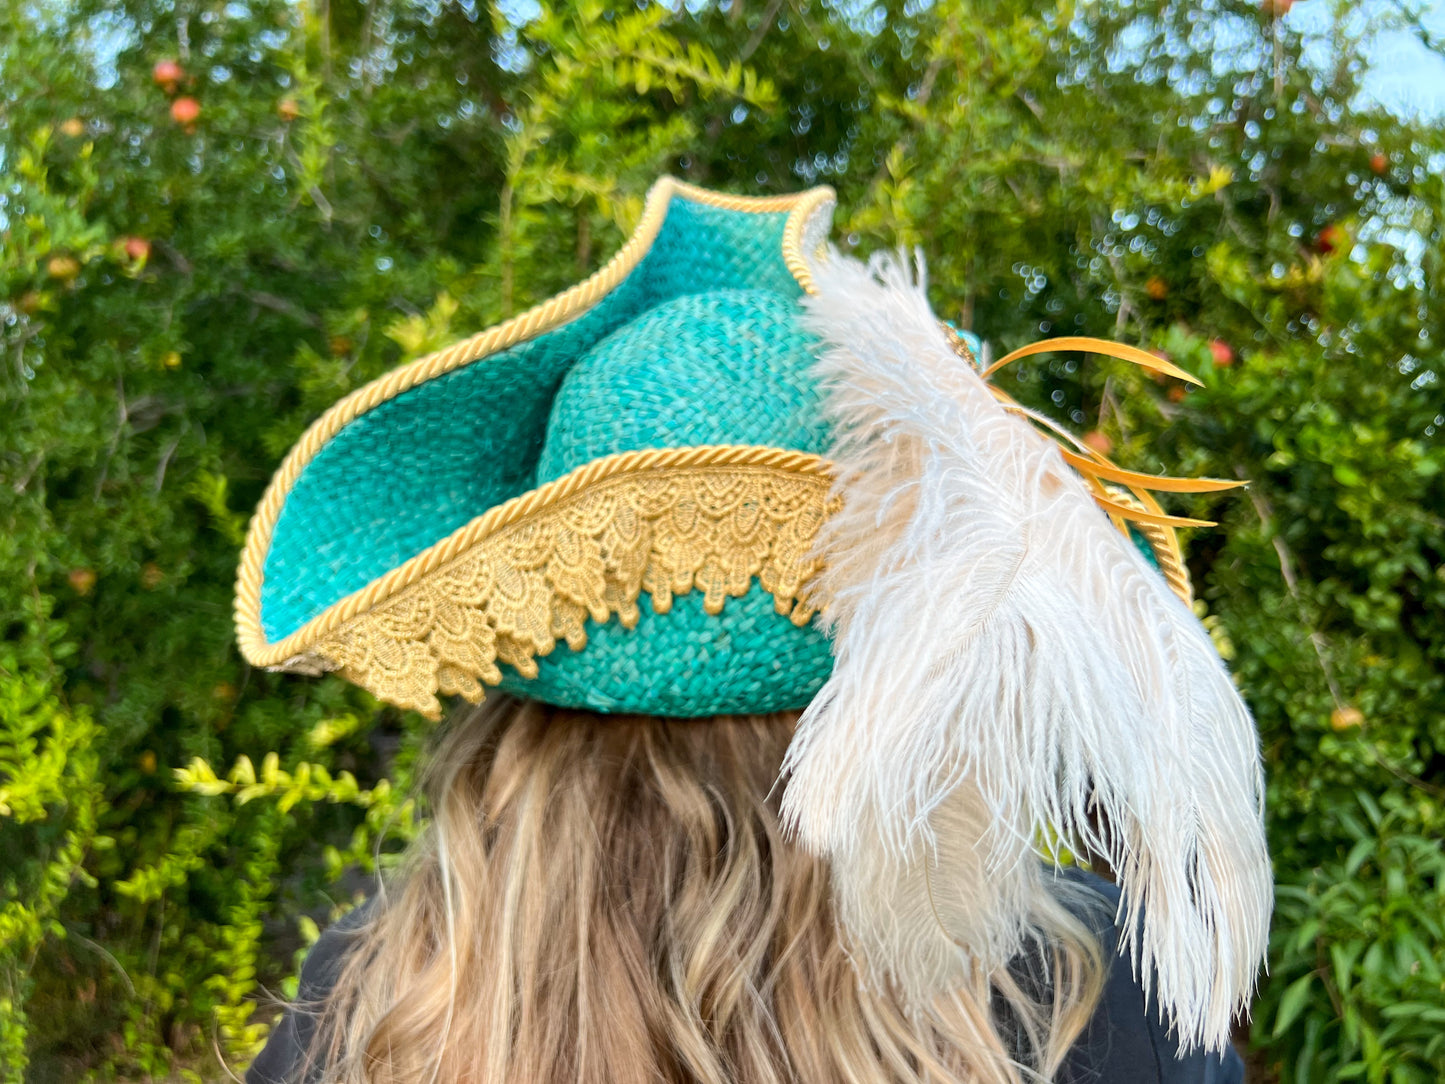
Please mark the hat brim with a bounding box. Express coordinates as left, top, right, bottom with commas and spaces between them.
244, 444, 833, 718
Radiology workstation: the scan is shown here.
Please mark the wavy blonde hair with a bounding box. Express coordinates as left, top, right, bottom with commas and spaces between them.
309, 699, 1105, 1083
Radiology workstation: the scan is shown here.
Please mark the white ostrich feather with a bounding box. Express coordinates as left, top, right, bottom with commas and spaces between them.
780, 248, 1272, 1051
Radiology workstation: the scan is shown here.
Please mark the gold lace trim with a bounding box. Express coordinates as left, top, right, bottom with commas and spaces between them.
306, 460, 833, 719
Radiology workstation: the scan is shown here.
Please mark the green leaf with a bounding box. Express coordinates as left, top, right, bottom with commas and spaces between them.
1274, 973, 1318, 1039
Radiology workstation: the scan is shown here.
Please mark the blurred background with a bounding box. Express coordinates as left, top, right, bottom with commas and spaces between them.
3, 0, 1444, 1079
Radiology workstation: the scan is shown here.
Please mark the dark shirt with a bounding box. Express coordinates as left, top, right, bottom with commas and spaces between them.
247, 872, 1245, 1084
1051, 874, 1244, 1083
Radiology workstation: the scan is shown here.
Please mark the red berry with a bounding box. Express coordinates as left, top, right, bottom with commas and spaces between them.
152, 59, 184, 91
1145, 276, 1169, 301
170, 96, 201, 125
123, 236, 151, 262
1316, 223, 1347, 255
1208, 339, 1234, 367
1082, 430, 1113, 455
1370, 152, 1388, 176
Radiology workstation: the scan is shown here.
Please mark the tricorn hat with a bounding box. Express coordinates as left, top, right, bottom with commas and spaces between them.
236, 176, 1270, 1051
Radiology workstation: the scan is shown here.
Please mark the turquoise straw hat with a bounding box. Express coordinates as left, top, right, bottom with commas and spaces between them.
235, 177, 1192, 720
237, 180, 849, 718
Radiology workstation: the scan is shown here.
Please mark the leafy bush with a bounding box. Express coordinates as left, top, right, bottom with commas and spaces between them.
2, 0, 1441, 1079
1267, 790, 1445, 1082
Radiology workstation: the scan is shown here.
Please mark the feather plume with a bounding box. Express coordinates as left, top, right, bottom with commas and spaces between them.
781, 249, 1271, 1051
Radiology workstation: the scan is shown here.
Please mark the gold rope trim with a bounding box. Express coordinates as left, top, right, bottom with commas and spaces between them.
235, 179, 836, 665
1107, 491, 1194, 603
302, 454, 834, 719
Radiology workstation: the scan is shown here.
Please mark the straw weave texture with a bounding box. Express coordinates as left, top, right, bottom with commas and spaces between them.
308, 453, 835, 718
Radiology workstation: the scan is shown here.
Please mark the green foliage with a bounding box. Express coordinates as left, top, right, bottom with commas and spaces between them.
2, 0, 1442, 1080
0, 674, 104, 1081
1267, 790, 1445, 1083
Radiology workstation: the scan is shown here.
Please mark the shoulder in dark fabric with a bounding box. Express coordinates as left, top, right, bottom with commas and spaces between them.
1054, 870, 1247, 1084
246, 901, 374, 1084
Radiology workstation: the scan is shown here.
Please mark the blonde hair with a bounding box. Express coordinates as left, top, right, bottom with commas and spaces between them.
310, 700, 1105, 1083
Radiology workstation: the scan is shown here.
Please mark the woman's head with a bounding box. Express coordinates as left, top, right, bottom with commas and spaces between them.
313, 699, 1103, 1084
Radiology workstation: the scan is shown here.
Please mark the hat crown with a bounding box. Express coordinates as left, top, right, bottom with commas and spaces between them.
536, 288, 829, 484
